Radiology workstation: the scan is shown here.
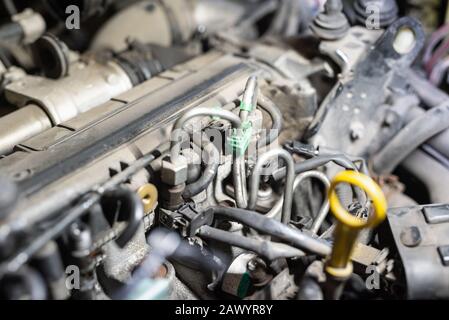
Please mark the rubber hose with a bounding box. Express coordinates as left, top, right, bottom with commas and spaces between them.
273, 154, 357, 181
183, 140, 220, 199
102, 187, 144, 248
199, 207, 331, 256
198, 225, 305, 260
373, 101, 449, 174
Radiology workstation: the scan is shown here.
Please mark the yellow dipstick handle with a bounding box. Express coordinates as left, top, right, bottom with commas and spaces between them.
326, 170, 387, 277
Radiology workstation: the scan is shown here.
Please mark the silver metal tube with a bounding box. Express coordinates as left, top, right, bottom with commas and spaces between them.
266, 171, 330, 232
233, 154, 248, 208
0, 104, 52, 155
308, 173, 331, 234
240, 75, 258, 119
233, 76, 258, 208
248, 148, 295, 224
170, 107, 242, 162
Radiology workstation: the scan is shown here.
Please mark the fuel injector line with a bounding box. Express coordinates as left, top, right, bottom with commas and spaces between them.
196, 207, 332, 257
248, 148, 295, 224
266, 171, 330, 230
233, 155, 248, 208
233, 76, 259, 208
170, 107, 242, 163
197, 225, 305, 260
257, 94, 283, 149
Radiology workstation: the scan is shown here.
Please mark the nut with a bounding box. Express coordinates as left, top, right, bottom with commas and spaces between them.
161, 155, 188, 185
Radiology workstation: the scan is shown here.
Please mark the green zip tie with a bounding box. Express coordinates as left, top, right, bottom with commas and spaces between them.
228, 121, 253, 155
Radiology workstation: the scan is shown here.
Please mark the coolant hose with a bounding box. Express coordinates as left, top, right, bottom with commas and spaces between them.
373, 101, 449, 174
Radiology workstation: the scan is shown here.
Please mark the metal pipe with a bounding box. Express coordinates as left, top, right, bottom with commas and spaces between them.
170, 107, 241, 163
272, 154, 357, 181
233, 76, 259, 208
257, 95, 283, 149
233, 154, 248, 208
248, 148, 295, 224
306, 172, 331, 234
266, 171, 330, 230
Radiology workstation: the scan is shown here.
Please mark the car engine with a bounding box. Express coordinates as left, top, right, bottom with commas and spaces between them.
0, 0, 448, 300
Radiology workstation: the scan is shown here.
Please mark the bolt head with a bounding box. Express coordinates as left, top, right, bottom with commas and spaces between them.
161, 155, 188, 185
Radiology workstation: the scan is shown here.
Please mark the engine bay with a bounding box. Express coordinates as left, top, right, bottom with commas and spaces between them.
0, 0, 449, 300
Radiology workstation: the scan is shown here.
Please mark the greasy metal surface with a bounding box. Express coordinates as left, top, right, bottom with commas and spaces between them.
0, 54, 254, 196
386, 205, 449, 299
308, 18, 425, 158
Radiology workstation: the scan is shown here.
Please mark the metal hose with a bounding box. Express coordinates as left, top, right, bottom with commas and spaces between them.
266, 171, 330, 233
248, 148, 295, 224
